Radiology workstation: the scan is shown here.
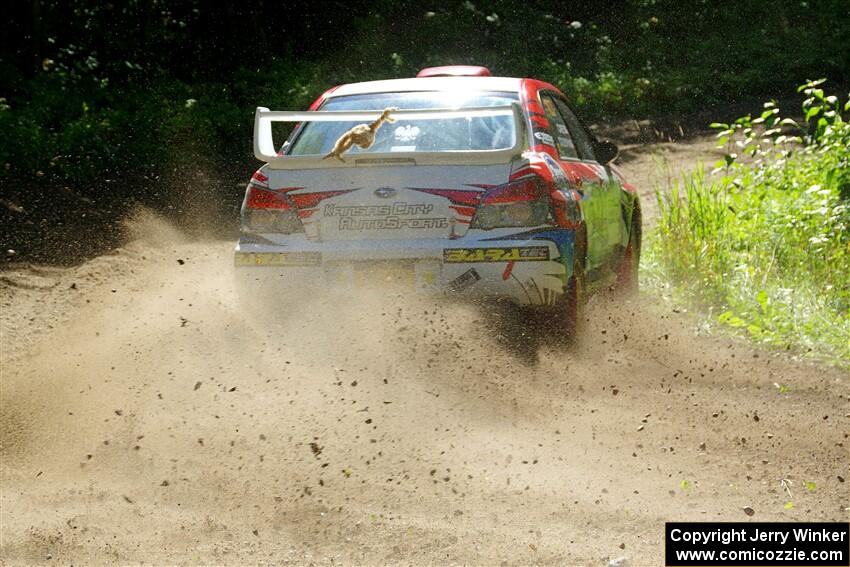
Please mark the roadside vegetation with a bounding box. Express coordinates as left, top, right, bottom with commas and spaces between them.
2, 1, 848, 195
645, 81, 850, 365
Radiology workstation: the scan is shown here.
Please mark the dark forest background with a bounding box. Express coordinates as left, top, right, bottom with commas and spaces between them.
1, 0, 849, 262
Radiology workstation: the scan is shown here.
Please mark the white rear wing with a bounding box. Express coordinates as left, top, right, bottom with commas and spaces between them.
253, 104, 526, 169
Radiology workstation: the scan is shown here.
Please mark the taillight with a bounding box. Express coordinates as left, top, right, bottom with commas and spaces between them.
471, 177, 551, 229
245, 186, 291, 209
241, 174, 304, 234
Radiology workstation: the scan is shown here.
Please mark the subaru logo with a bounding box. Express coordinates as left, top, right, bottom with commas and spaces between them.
374, 187, 397, 199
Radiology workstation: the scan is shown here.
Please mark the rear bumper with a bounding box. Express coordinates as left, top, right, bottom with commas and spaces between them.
233, 229, 575, 306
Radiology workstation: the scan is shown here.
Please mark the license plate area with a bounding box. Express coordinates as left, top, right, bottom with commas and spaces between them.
326, 261, 413, 290
355, 261, 415, 289
325, 260, 441, 292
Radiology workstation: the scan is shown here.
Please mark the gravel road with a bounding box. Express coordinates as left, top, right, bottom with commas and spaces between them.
2, 133, 847, 565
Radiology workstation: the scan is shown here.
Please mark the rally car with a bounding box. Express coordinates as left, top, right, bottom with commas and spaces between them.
235, 65, 641, 338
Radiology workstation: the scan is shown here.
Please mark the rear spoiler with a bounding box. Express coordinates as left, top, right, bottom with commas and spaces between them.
253, 104, 526, 169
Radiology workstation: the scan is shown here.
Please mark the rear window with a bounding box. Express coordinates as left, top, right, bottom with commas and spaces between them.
287, 91, 518, 155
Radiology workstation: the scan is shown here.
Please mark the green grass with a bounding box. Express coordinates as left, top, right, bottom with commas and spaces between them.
644, 82, 850, 365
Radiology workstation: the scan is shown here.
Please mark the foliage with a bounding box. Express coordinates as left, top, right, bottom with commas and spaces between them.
0, 57, 323, 191
646, 81, 850, 364
2, 0, 849, 190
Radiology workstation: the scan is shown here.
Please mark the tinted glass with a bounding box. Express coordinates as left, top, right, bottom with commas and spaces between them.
540, 94, 579, 159
552, 98, 596, 161
288, 91, 518, 155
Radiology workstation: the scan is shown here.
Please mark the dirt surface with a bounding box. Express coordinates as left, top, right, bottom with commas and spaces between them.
2, 137, 848, 566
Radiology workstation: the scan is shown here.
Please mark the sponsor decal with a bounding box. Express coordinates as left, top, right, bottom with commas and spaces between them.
324, 202, 434, 217
323, 202, 448, 231
483, 228, 575, 262
234, 252, 322, 267
534, 131, 555, 145
556, 123, 569, 135
339, 217, 448, 230
443, 246, 550, 263
447, 268, 481, 292
394, 125, 421, 142
542, 153, 569, 185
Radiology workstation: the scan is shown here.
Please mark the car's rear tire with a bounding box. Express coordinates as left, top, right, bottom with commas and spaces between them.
542, 226, 586, 347
560, 265, 584, 344
613, 205, 641, 296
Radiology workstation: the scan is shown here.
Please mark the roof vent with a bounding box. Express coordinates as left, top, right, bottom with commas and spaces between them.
416, 65, 492, 78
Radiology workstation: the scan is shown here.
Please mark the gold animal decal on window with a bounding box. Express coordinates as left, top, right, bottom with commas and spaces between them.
323, 107, 398, 161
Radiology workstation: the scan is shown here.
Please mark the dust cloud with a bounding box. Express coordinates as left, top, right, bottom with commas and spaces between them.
1, 210, 847, 565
